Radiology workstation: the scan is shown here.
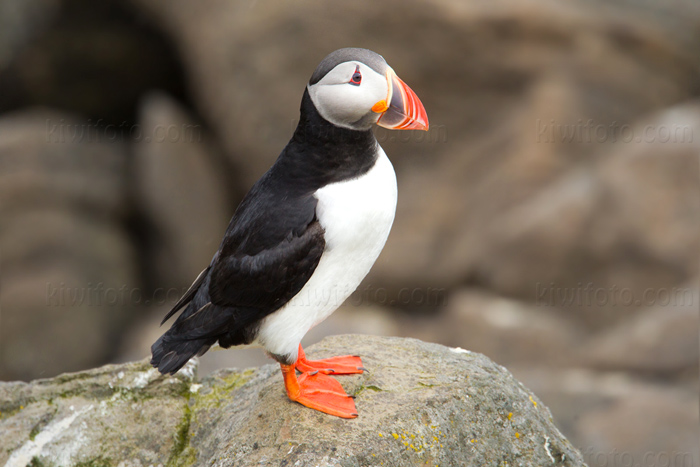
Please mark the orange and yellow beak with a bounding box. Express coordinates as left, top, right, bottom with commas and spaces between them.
374, 68, 429, 131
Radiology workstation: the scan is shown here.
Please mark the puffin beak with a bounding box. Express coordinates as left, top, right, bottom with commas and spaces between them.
374, 68, 429, 131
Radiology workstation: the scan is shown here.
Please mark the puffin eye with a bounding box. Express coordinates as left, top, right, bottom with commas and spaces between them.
349, 66, 362, 86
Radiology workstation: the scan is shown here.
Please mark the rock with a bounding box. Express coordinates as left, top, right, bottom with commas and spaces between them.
0, 109, 128, 216
0, 109, 138, 381
0, 358, 197, 467
513, 367, 699, 467
594, 105, 700, 274
576, 280, 699, 374
575, 383, 699, 467
133, 91, 232, 291
396, 288, 582, 367
0, 0, 187, 125
0, 0, 59, 69
473, 101, 700, 330
1, 335, 585, 466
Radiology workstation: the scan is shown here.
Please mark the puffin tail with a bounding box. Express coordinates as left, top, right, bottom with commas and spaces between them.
150, 327, 213, 375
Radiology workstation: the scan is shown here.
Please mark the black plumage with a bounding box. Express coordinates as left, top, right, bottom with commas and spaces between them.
150, 88, 379, 375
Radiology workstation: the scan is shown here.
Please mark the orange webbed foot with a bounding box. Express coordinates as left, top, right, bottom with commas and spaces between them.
281, 364, 358, 419
295, 344, 365, 375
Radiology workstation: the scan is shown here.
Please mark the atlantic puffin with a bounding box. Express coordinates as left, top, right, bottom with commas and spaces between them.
151, 48, 428, 418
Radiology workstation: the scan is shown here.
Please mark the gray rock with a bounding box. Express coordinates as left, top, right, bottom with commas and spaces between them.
512, 366, 699, 467
133, 91, 232, 292
0, 0, 188, 125
576, 280, 700, 374
463, 101, 700, 328
397, 288, 582, 367
0, 109, 138, 381
0, 335, 585, 466
0, 0, 59, 69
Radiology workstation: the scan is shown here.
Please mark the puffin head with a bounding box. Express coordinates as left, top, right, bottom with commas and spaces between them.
307, 48, 429, 132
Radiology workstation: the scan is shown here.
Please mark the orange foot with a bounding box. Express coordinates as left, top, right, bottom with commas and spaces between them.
281, 363, 358, 418
295, 344, 365, 375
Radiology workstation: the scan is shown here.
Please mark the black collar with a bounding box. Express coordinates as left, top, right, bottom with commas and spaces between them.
269, 89, 378, 195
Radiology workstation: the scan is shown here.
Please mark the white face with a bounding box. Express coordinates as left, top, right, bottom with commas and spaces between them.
307, 61, 389, 131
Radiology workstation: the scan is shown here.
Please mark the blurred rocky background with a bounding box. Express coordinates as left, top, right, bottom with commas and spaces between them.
0, 0, 698, 465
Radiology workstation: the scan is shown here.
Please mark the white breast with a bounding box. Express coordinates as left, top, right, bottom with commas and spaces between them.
256, 145, 397, 359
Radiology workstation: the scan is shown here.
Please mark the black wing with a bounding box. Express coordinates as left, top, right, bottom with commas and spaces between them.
208, 221, 325, 311
151, 186, 325, 374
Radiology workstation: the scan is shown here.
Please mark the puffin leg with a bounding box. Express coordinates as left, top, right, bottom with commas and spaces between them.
280, 363, 358, 418
295, 344, 365, 375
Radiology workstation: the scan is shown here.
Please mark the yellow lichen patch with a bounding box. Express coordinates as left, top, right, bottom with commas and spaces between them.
410, 434, 415, 439
378, 433, 383, 437
529, 396, 537, 408
401, 434, 406, 440
470, 439, 477, 443
392, 433, 399, 439
507, 412, 513, 420
515, 432, 520, 439
192, 369, 255, 410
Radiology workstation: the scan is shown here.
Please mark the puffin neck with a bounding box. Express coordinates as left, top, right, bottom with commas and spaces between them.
276, 89, 379, 192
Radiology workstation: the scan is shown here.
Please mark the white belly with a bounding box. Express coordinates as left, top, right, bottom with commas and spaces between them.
256, 146, 397, 360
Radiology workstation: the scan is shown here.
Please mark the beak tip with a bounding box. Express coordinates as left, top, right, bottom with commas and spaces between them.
406, 114, 429, 131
